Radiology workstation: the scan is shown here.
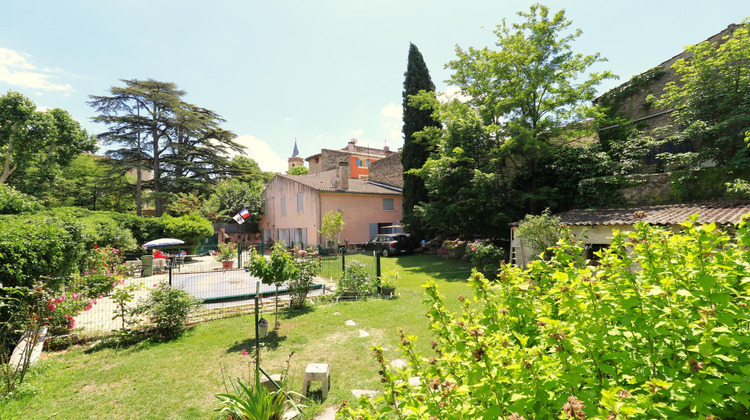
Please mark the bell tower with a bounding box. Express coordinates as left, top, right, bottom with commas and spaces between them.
287, 139, 304, 173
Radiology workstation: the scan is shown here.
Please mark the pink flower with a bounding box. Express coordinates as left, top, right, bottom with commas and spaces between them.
84, 304, 93, 311
47, 304, 56, 312
60, 295, 66, 301
241, 350, 248, 355
471, 247, 477, 252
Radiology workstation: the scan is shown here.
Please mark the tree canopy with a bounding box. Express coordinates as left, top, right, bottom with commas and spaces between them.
401, 43, 441, 241
657, 20, 750, 168
1, 91, 96, 193
89, 79, 243, 216
413, 4, 612, 239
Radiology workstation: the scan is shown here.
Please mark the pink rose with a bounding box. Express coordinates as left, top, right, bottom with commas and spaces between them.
241, 350, 248, 355
47, 304, 56, 312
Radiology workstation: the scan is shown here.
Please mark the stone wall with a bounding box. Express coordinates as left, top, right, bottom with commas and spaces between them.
368, 153, 403, 188
620, 173, 673, 205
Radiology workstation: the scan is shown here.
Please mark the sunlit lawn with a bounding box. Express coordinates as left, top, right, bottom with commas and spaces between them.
0, 254, 474, 419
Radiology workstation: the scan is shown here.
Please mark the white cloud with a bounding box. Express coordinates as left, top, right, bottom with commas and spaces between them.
0, 47, 73, 92
439, 86, 470, 103
284, 117, 292, 122
231, 134, 288, 173
352, 129, 364, 138
380, 102, 402, 120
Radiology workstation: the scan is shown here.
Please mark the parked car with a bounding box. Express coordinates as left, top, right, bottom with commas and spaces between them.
362, 233, 413, 257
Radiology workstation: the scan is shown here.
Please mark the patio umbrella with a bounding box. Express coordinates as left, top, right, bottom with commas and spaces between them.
142, 238, 185, 249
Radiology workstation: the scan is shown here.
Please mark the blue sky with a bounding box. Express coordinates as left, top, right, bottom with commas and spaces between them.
1, 1, 748, 172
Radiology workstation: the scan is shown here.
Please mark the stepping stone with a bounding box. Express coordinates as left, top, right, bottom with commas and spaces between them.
314, 407, 337, 420
351, 389, 378, 399
390, 358, 408, 369
283, 409, 300, 419
358, 329, 369, 337
345, 319, 356, 326
333, 312, 341, 316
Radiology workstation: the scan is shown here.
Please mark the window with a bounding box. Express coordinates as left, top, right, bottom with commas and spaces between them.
383, 198, 395, 211
263, 200, 267, 216
281, 196, 286, 215
297, 192, 304, 213
355, 158, 361, 167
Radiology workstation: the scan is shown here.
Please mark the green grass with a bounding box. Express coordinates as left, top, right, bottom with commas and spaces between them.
0, 255, 473, 419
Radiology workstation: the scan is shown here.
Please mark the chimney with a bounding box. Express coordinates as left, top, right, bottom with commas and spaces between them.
338, 161, 349, 190
383, 145, 390, 153
348, 138, 357, 151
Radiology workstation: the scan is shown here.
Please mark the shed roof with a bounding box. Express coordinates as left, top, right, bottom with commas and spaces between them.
552, 202, 750, 226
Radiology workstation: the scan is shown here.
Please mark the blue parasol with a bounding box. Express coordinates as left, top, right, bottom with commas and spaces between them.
142, 238, 185, 249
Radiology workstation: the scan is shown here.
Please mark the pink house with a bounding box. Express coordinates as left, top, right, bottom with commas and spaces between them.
260, 161, 403, 247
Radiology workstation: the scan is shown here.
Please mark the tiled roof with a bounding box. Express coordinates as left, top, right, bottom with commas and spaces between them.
553, 202, 750, 226
277, 171, 401, 195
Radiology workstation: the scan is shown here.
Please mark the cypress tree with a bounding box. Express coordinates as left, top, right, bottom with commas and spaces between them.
401, 43, 440, 241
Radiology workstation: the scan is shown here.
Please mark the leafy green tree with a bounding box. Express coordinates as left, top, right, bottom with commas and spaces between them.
287, 165, 308, 175
319, 210, 344, 248
89, 79, 241, 216
49, 154, 135, 212
205, 179, 263, 223
226, 155, 274, 186
414, 4, 612, 238
245, 242, 298, 327
1, 91, 95, 190
402, 43, 441, 241
657, 20, 750, 168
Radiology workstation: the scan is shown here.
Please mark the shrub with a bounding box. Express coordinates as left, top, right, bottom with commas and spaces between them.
0, 185, 42, 215
516, 209, 564, 259
0, 215, 85, 289
106, 212, 166, 246
341, 217, 750, 419
464, 239, 503, 277
135, 283, 201, 340
338, 261, 376, 297
162, 212, 213, 252
288, 257, 320, 309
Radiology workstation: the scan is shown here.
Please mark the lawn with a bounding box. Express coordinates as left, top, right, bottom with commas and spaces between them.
0, 254, 474, 419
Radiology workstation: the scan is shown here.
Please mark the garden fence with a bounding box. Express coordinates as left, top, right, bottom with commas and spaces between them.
72, 249, 380, 335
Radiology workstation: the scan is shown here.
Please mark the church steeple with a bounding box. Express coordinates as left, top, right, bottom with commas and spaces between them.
287, 139, 305, 173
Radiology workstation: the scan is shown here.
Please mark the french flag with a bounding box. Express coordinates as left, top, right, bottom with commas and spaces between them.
239, 208, 250, 219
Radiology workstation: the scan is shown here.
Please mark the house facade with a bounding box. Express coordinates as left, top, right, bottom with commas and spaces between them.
260, 161, 403, 247
305, 138, 397, 180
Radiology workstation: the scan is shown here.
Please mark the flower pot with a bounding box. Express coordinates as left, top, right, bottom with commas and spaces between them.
380, 287, 396, 297
221, 260, 234, 269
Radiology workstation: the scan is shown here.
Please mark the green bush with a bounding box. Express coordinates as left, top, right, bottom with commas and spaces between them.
134, 283, 201, 340
106, 212, 166, 246
0, 215, 85, 289
464, 239, 504, 277
341, 217, 750, 419
338, 260, 376, 297
162, 212, 213, 252
289, 257, 320, 309
0, 185, 42, 215
47, 208, 137, 252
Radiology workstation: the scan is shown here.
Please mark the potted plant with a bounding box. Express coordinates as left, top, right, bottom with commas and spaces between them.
379, 268, 399, 297
215, 242, 237, 269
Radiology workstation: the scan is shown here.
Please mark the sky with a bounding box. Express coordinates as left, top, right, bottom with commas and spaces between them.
1, 1, 749, 173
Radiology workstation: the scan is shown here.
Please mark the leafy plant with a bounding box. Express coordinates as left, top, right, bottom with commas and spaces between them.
341, 216, 750, 419
379, 268, 400, 289
338, 261, 376, 297
464, 239, 504, 278
162, 212, 213, 253
288, 257, 320, 310
0, 185, 42, 215
214, 242, 237, 263
515, 209, 564, 259
245, 243, 298, 326
134, 283, 201, 340
318, 210, 344, 248
215, 352, 304, 420
111, 282, 143, 332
